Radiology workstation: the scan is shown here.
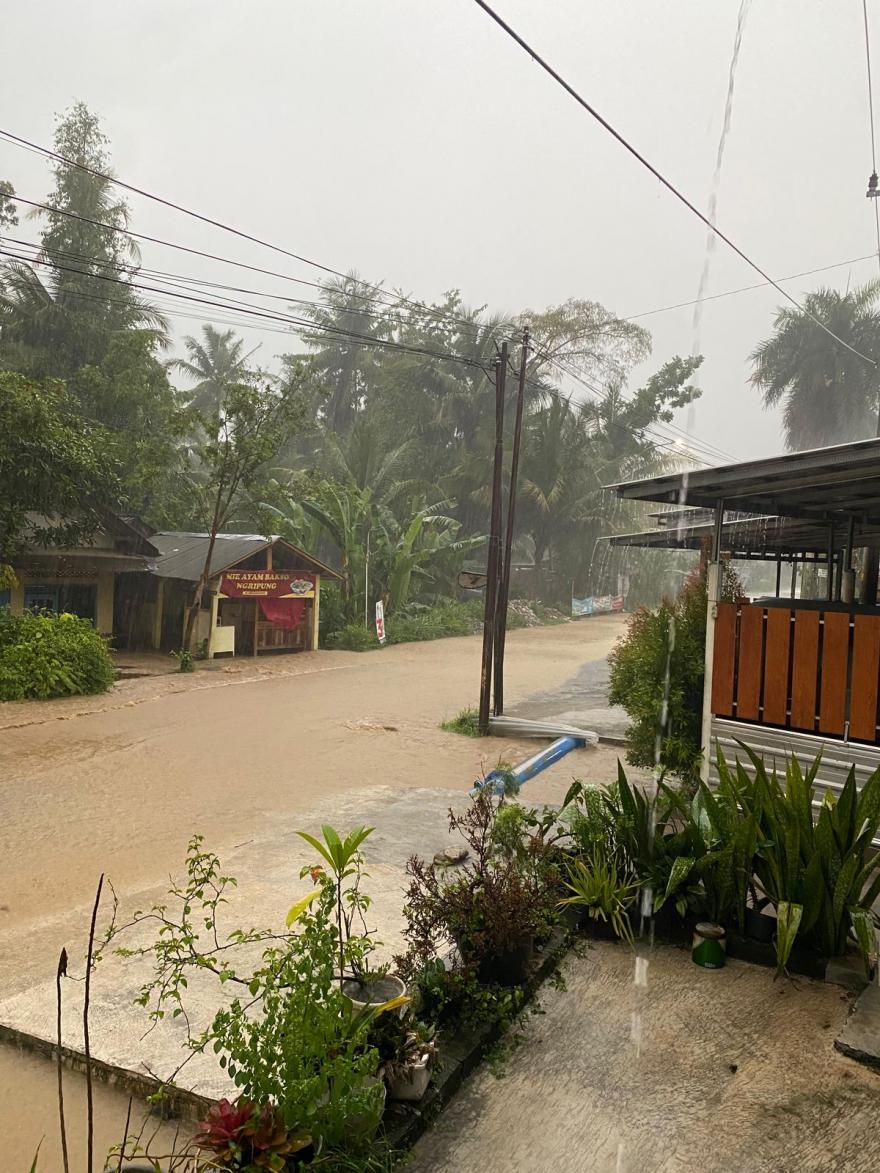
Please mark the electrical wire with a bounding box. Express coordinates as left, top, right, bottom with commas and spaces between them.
470, 0, 879, 368
863, 0, 880, 279
0, 143, 507, 342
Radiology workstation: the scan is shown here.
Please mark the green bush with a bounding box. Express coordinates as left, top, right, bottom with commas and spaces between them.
0, 609, 115, 701
321, 598, 540, 652
608, 566, 743, 784
440, 706, 480, 737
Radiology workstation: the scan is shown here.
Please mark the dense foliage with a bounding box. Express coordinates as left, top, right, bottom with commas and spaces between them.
0, 104, 707, 655
0, 609, 115, 700
608, 564, 744, 783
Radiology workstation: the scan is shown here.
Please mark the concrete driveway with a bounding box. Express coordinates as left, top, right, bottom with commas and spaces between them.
405, 942, 880, 1173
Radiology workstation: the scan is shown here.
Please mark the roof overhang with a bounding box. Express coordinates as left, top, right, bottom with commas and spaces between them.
607, 437, 880, 526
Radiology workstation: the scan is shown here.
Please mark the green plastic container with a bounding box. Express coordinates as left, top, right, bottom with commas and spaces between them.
692, 922, 727, 969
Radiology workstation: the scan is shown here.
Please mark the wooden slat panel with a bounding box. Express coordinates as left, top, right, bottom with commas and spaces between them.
711, 602, 737, 717
762, 608, 791, 726
736, 606, 763, 721
818, 612, 849, 736
850, 615, 880, 742
790, 610, 820, 732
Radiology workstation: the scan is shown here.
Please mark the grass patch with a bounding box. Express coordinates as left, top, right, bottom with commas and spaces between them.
440, 705, 480, 737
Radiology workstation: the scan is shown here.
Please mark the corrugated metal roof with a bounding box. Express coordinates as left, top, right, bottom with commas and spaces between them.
607, 437, 880, 523
150, 533, 342, 582
150, 533, 269, 580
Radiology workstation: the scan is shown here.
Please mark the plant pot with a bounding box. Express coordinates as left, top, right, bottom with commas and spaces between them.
387, 1055, 432, 1102
582, 914, 618, 941
744, 906, 776, 944
476, 936, 534, 987
692, 922, 726, 969
342, 973, 407, 1016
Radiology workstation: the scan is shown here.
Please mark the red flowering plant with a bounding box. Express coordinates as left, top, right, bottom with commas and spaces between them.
194, 1097, 311, 1171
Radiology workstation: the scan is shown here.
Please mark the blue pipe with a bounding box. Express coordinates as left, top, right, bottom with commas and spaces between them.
472, 735, 585, 796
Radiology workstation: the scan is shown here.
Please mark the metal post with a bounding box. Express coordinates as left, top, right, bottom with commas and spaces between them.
790, 555, 798, 599
478, 351, 507, 735
493, 328, 530, 716
700, 500, 724, 784
775, 555, 782, 599
364, 528, 370, 629
827, 523, 835, 601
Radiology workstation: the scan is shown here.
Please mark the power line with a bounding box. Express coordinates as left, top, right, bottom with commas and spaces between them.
0, 245, 492, 371
0, 143, 509, 342
862, 0, 880, 279
470, 0, 879, 369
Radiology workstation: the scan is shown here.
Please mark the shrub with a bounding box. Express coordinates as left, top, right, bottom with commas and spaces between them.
0, 609, 114, 701
440, 706, 480, 737
324, 623, 381, 652
607, 565, 743, 784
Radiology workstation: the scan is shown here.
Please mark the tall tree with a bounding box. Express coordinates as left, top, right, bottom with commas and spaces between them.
182, 374, 307, 649
750, 283, 880, 451
0, 103, 166, 380
0, 180, 17, 233
172, 325, 260, 418
0, 371, 119, 564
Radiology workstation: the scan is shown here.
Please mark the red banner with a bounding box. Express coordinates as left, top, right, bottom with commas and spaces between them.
219, 570, 315, 599
259, 597, 306, 629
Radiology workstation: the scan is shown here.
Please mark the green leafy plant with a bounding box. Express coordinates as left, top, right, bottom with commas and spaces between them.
171, 646, 195, 672
440, 706, 480, 737
294, 825, 376, 985
0, 608, 114, 701
608, 565, 744, 784
396, 792, 559, 993
559, 847, 639, 945
731, 747, 880, 973
104, 838, 400, 1159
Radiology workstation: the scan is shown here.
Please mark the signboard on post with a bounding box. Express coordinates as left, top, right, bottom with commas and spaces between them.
219, 571, 315, 599
375, 600, 386, 644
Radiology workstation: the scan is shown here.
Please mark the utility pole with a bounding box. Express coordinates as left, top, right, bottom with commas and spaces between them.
493, 328, 530, 715
478, 348, 507, 735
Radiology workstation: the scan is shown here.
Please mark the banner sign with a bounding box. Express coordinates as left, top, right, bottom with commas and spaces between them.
375, 600, 386, 644
219, 570, 315, 599
572, 594, 624, 617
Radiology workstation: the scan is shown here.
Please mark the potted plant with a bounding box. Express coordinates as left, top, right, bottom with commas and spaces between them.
295, 823, 408, 1008
193, 1099, 312, 1171
370, 1012, 438, 1102
396, 792, 558, 991
559, 846, 638, 945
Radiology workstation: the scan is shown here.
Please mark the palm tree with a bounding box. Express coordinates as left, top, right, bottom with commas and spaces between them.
172, 325, 260, 416
750, 283, 880, 451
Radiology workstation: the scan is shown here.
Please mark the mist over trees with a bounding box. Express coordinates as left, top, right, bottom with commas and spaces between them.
9, 101, 822, 625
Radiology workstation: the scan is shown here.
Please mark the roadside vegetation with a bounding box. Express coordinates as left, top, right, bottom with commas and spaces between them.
36, 749, 880, 1170
608, 565, 745, 785
0, 609, 114, 701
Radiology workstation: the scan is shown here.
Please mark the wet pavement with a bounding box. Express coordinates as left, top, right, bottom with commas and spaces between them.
405, 942, 880, 1173
508, 650, 628, 740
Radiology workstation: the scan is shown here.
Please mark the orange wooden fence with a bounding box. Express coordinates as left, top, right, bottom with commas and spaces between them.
711, 603, 880, 743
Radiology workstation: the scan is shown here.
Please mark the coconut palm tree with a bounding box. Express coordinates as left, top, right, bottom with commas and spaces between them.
750, 283, 880, 451
172, 325, 260, 417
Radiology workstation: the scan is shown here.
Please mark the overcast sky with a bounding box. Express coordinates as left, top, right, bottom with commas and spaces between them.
1, 1, 877, 464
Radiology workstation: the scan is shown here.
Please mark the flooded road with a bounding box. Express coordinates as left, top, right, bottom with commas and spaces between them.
0, 617, 626, 1169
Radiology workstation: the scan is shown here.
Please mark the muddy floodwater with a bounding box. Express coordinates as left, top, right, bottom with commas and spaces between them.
0, 618, 626, 1168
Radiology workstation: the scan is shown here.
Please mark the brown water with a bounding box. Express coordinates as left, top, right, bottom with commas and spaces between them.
1, 1045, 185, 1172
0, 618, 627, 1168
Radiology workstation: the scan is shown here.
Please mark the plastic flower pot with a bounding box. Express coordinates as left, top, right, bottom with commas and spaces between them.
476, 935, 534, 987
387, 1054, 433, 1102
744, 904, 776, 944
341, 973, 407, 1015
